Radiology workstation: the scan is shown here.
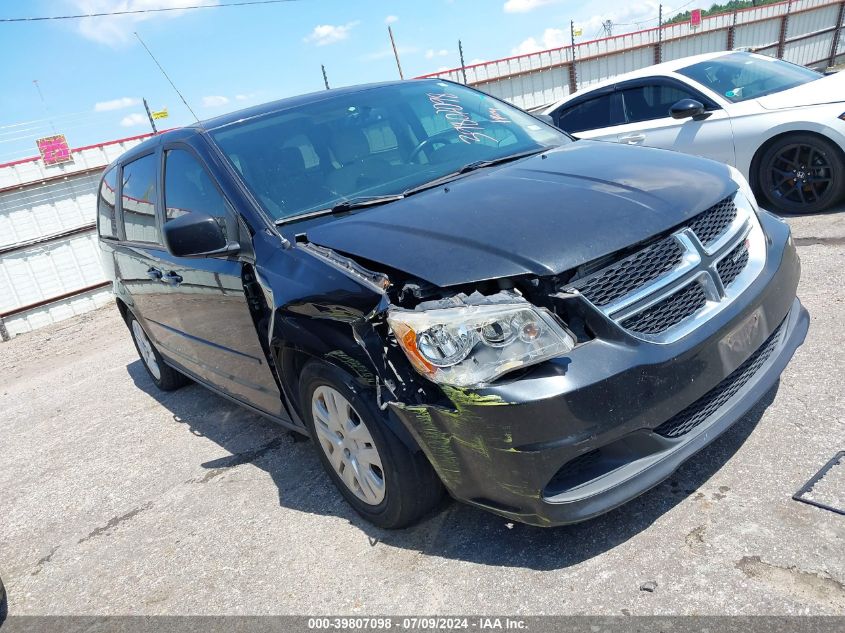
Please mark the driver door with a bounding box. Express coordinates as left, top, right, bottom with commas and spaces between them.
611, 78, 736, 166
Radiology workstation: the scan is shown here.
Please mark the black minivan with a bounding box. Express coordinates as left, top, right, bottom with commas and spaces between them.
98, 79, 807, 528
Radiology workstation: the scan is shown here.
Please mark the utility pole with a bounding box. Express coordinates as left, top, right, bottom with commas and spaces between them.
602, 19, 613, 37
388, 25, 404, 79
321, 64, 330, 90
143, 98, 158, 133
458, 39, 468, 84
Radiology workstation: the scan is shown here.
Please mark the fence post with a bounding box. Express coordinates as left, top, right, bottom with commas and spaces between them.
727, 11, 737, 50
777, 0, 792, 59
654, 3, 663, 65
828, 1, 845, 67
569, 20, 578, 93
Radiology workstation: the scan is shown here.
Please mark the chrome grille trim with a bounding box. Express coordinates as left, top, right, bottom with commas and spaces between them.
565, 192, 766, 344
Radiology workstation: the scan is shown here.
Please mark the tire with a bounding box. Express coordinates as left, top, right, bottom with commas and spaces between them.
756, 133, 845, 214
299, 360, 444, 528
126, 313, 189, 391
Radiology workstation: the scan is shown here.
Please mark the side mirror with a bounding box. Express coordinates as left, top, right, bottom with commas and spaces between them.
669, 98, 709, 120
163, 210, 239, 258
535, 113, 555, 126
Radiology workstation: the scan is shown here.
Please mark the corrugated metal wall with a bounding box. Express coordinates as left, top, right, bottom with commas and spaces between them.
420, 0, 845, 110
0, 135, 152, 339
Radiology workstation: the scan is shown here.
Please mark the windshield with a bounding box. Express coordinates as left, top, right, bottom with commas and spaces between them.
209, 81, 566, 221
677, 52, 820, 103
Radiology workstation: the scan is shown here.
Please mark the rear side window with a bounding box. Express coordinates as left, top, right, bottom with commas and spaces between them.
121, 154, 160, 244
621, 84, 699, 124
164, 149, 235, 241
556, 94, 622, 134
97, 167, 118, 239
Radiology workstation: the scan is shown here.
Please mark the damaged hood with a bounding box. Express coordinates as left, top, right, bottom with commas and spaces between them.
306, 141, 736, 287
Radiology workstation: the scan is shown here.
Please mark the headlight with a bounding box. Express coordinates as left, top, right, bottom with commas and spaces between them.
386, 294, 574, 387
728, 165, 759, 211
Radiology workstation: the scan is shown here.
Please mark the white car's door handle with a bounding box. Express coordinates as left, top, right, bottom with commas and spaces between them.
620, 133, 646, 144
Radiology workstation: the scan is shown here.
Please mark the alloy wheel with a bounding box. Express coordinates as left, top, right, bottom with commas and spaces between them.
311, 385, 386, 506
131, 319, 162, 381
768, 142, 833, 208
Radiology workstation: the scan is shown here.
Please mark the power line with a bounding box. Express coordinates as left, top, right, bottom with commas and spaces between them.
0, 0, 300, 23
134, 31, 200, 123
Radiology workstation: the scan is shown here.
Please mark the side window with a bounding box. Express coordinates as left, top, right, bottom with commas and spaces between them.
621, 84, 699, 124
556, 94, 622, 134
97, 167, 118, 239
121, 154, 160, 244
163, 149, 234, 241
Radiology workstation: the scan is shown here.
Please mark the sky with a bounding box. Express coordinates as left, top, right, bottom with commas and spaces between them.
0, 0, 676, 164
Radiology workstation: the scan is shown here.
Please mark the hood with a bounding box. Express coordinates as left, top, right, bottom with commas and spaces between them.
756, 71, 845, 110
305, 141, 735, 287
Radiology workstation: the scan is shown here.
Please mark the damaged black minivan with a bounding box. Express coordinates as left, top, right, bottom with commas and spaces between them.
98, 79, 807, 528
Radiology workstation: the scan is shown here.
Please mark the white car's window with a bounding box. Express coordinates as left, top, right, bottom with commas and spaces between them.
620, 84, 701, 124
678, 52, 820, 102
557, 94, 623, 134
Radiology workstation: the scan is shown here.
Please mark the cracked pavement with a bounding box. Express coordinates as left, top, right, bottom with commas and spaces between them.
0, 210, 843, 615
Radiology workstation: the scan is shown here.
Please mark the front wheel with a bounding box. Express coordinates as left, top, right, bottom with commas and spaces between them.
756, 134, 844, 214
300, 361, 444, 528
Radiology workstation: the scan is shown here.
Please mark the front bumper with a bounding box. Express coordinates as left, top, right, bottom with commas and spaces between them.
389, 212, 808, 526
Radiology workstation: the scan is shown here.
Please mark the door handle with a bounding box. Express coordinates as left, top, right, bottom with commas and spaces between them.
620, 133, 646, 144
161, 271, 183, 286
146, 267, 162, 280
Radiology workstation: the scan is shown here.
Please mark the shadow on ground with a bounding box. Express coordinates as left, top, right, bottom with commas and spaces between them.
128, 359, 777, 571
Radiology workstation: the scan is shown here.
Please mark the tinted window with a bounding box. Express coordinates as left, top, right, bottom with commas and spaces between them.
97, 167, 118, 239
164, 149, 236, 244
556, 94, 622, 134
121, 154, 159, 244
210, 81, 565, 221
678, 52, 819, 102
621, 84, 699, 124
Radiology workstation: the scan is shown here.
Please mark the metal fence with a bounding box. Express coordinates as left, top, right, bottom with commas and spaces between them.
418, 0, 845, 109
0, 134, 152, 339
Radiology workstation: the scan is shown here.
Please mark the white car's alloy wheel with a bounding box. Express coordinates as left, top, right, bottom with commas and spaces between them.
312, 385, 386, 505
131, 319, 162, 381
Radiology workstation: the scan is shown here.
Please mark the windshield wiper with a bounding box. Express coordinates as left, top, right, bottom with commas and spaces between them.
403, 147, 553, 196
274, 194, 405, 226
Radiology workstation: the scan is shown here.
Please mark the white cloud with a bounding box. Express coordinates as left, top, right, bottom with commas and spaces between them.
510, 0, 664, 54
94, 97, 140, 112
304, 21, 360, 46
120, 112, 148, 127
74, 0, 218, 46
503, 0, 558, 13
469, 58, 486, 65
511, 28, 568, 55
425, 48, 449, 59
385, 15, 398, 24
202, 95, 230, 107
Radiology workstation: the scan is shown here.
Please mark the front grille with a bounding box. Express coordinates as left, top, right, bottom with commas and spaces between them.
570, 237, 683, 307
621, 282, 707, 335
654, 319, 785, 438
689, 196, 737, 247
565, 192, 761, 342
717, 239, 750, 288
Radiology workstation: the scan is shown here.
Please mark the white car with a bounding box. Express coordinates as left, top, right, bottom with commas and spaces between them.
543, 51, 845, 213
